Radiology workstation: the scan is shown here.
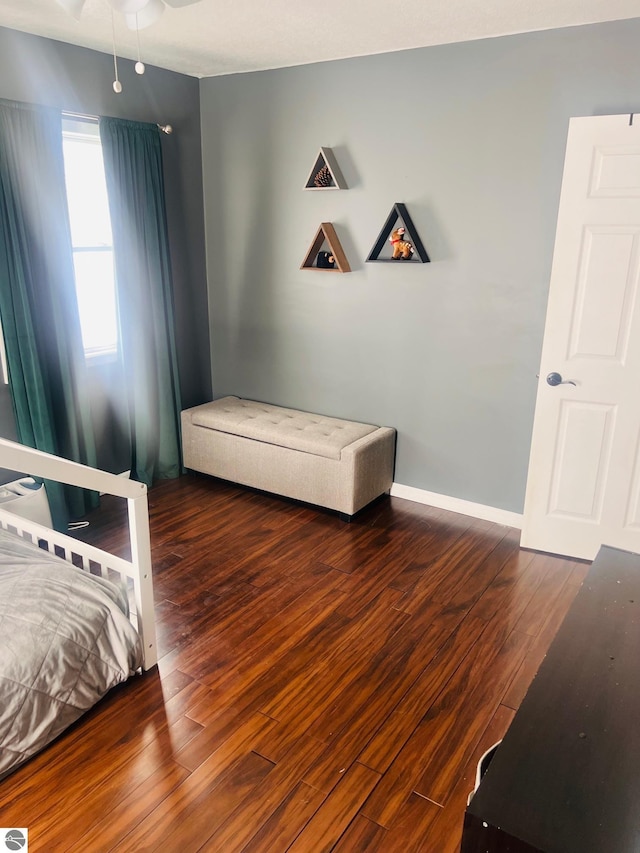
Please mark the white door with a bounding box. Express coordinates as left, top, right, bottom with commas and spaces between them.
521, 114, 640, 561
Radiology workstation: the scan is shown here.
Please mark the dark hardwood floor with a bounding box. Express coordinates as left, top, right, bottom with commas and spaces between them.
0, 474, 589, 852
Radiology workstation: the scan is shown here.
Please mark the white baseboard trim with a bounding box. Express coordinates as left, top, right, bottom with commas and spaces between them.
390, 482, 523, 529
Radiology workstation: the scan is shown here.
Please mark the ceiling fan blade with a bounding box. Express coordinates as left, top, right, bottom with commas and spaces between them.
161, 0, 202, 7
124, 0, 164, 29
55, 0, 87, 20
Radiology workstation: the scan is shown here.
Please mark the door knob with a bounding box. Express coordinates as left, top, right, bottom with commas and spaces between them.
546, 372, 576, 387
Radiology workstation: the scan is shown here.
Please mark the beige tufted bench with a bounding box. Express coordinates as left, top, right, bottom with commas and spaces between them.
181, 396, 396, 518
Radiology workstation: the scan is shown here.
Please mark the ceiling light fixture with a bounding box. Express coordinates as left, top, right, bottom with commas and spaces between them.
56, 0, 201, 92
57, 0, 200, 30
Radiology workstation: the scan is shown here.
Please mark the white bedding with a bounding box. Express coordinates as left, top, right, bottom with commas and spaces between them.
0, 528, 142, 779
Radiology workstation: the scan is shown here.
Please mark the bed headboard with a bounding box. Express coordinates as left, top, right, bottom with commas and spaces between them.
0, 437, 157, 669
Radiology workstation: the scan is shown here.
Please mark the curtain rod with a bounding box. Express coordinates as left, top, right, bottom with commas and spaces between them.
62, 110, 173, 134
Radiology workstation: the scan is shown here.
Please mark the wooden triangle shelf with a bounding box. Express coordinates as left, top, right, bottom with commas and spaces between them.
367, 202, 430, 263
303, 147, 347, 190
301, 223, 351, 272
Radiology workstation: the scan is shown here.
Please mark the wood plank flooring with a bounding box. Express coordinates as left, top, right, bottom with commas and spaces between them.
0, 474, 589, 852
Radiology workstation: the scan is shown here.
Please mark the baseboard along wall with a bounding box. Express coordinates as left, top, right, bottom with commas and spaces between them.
390, 482, 523, 529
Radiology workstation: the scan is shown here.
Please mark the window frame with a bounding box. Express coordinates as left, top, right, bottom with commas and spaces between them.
62, 117, 119, 365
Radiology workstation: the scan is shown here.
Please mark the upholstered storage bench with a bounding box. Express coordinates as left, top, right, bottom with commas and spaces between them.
181, 396, 396, 518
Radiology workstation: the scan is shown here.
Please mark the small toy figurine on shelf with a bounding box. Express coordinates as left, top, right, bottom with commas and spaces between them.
389, 226, 414, 259
317, 251, 336, 268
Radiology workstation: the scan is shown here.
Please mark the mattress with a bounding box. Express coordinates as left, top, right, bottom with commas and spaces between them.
0, 528, 143, 779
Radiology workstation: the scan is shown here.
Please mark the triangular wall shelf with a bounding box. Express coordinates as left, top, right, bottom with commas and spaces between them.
303, 147, 347, 190
300, 222, 351, 272
367, 202, 430, 263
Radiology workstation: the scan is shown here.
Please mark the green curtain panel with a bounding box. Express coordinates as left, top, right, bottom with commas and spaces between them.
0, 99, 99, 530
99, 117, 182, 486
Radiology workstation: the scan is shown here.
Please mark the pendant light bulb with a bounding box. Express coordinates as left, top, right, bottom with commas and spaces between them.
113, 79, 123, 93
135, 60, 145, 74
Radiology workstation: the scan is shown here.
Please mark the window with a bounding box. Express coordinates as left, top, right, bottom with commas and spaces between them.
62, 119, 118, 361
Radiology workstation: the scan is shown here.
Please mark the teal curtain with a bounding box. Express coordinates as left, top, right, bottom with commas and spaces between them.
0, 99, 98, 530
99, 117, 182, 486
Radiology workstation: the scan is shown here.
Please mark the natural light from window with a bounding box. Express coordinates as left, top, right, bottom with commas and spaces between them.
62, 119, 118, 360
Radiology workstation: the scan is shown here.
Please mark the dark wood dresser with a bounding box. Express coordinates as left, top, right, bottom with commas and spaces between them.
461, 545, 640, 853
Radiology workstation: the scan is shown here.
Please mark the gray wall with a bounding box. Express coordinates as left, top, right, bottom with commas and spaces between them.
200, 18, 640, 514
0, 27, 210, 477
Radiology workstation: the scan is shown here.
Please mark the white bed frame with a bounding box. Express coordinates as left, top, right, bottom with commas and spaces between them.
0, 437, 157, 670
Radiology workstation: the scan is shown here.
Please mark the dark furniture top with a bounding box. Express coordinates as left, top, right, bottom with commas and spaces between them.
461, 545, 640, 853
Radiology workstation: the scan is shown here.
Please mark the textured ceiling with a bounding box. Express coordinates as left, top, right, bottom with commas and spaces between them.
1, 0, 640, 78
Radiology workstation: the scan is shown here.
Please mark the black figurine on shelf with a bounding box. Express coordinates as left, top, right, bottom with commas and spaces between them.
316, 251, 336, 268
